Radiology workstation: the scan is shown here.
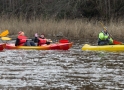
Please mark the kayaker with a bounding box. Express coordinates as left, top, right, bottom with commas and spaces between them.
15, 31, 36, 46
98, 27, 113, 45
33, 33, 52, 46
32, 33, 39, 43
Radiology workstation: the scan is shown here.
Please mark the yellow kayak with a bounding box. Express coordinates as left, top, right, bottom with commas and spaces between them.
82, 44, 124, 52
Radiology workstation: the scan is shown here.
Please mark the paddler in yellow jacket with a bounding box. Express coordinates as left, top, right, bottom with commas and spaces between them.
98, 27, 113, 45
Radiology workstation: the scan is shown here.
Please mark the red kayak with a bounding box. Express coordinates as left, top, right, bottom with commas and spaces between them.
5, 42, 73, 50
0, 43, 6, 51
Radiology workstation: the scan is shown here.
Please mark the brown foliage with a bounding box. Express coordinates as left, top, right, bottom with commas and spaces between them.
0, 18, 124, 42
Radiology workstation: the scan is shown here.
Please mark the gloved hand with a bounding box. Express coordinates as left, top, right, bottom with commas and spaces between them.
108, 35, 111, 39
35, 33, 38, 37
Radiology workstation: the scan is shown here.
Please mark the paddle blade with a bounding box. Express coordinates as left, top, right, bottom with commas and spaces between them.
1, 37, 11, 40
113, 40, 123, 45
59, 39, 69, 43
0, 30, 9, 37
47, 39, 53, 43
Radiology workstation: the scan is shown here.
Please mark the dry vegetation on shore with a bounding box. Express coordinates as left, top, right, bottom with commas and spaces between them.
0, 17, 124, 41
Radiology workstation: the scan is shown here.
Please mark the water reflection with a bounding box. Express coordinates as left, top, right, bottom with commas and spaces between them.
0, 43, 124, 89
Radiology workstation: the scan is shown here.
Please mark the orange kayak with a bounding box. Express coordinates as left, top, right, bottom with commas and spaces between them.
5, 42, 73, 50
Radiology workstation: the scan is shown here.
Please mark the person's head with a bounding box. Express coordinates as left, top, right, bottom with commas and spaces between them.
103, 27, 107, 31
40, 34, 45, 38
18, 31, 24, 36
103, 27, 107, 33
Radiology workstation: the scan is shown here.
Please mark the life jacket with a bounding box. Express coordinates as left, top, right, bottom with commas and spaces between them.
38, 38, 47, 46
98, 31, 113, 45
99, 31, 110, 40
102, 31, 109, 36
18, 35, 27, 46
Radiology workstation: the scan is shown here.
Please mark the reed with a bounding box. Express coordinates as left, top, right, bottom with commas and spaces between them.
0, 17, 124, 41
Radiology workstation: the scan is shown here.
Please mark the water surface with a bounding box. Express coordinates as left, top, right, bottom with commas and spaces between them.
0, 42, 124, 90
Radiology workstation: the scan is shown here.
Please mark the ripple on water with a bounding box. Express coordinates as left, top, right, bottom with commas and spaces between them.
0, 45, 124, 89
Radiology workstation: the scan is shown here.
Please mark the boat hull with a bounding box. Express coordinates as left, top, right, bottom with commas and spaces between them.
82, 44, 124, 52
5, 42, 73, 50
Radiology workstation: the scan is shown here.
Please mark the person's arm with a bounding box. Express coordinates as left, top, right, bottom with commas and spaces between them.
15, 38, 20, 46
32, 33, 39, 43
33, 37, 39, 43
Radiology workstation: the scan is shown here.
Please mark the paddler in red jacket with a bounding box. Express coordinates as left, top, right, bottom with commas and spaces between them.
15, 31, 36, 46
33, 33, 52, 46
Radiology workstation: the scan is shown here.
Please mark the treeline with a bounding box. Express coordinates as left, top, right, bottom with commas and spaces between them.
0, 0, 124, 21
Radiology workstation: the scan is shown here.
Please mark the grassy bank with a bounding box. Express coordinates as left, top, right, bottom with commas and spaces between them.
0, 18, 124, 42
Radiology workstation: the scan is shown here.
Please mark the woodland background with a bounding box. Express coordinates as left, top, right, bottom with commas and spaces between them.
0, 0, 124, 40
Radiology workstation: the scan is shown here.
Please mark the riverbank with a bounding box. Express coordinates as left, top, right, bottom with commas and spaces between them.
0, 18, 124, 43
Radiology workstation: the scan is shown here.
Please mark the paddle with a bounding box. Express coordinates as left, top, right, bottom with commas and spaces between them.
99, 22, 122, 45
100, 22, 113, 37
1, 37, 30, 41
1, 37, 11, 40
113, 40, 123, 45
0, 30, 9, 43
1, 37, 53, 43
1, 36, 69, 44
0, 30, 9, 37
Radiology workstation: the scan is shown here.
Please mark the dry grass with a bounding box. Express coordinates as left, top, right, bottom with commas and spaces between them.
0, 17, 124, 41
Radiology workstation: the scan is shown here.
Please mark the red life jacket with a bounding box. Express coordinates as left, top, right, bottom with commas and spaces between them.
18, 35, 27, 46
38, 38, 47, 46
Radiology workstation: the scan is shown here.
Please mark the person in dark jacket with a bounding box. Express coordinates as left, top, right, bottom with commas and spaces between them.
15, 31, 36, 46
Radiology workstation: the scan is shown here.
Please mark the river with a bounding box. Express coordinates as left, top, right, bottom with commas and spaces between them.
0, 42, 124, 90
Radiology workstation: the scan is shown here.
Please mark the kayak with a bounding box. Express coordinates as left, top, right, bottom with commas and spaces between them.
5, 42, 73, 50
0, 43, 6, 51
82, 44, 124, 52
